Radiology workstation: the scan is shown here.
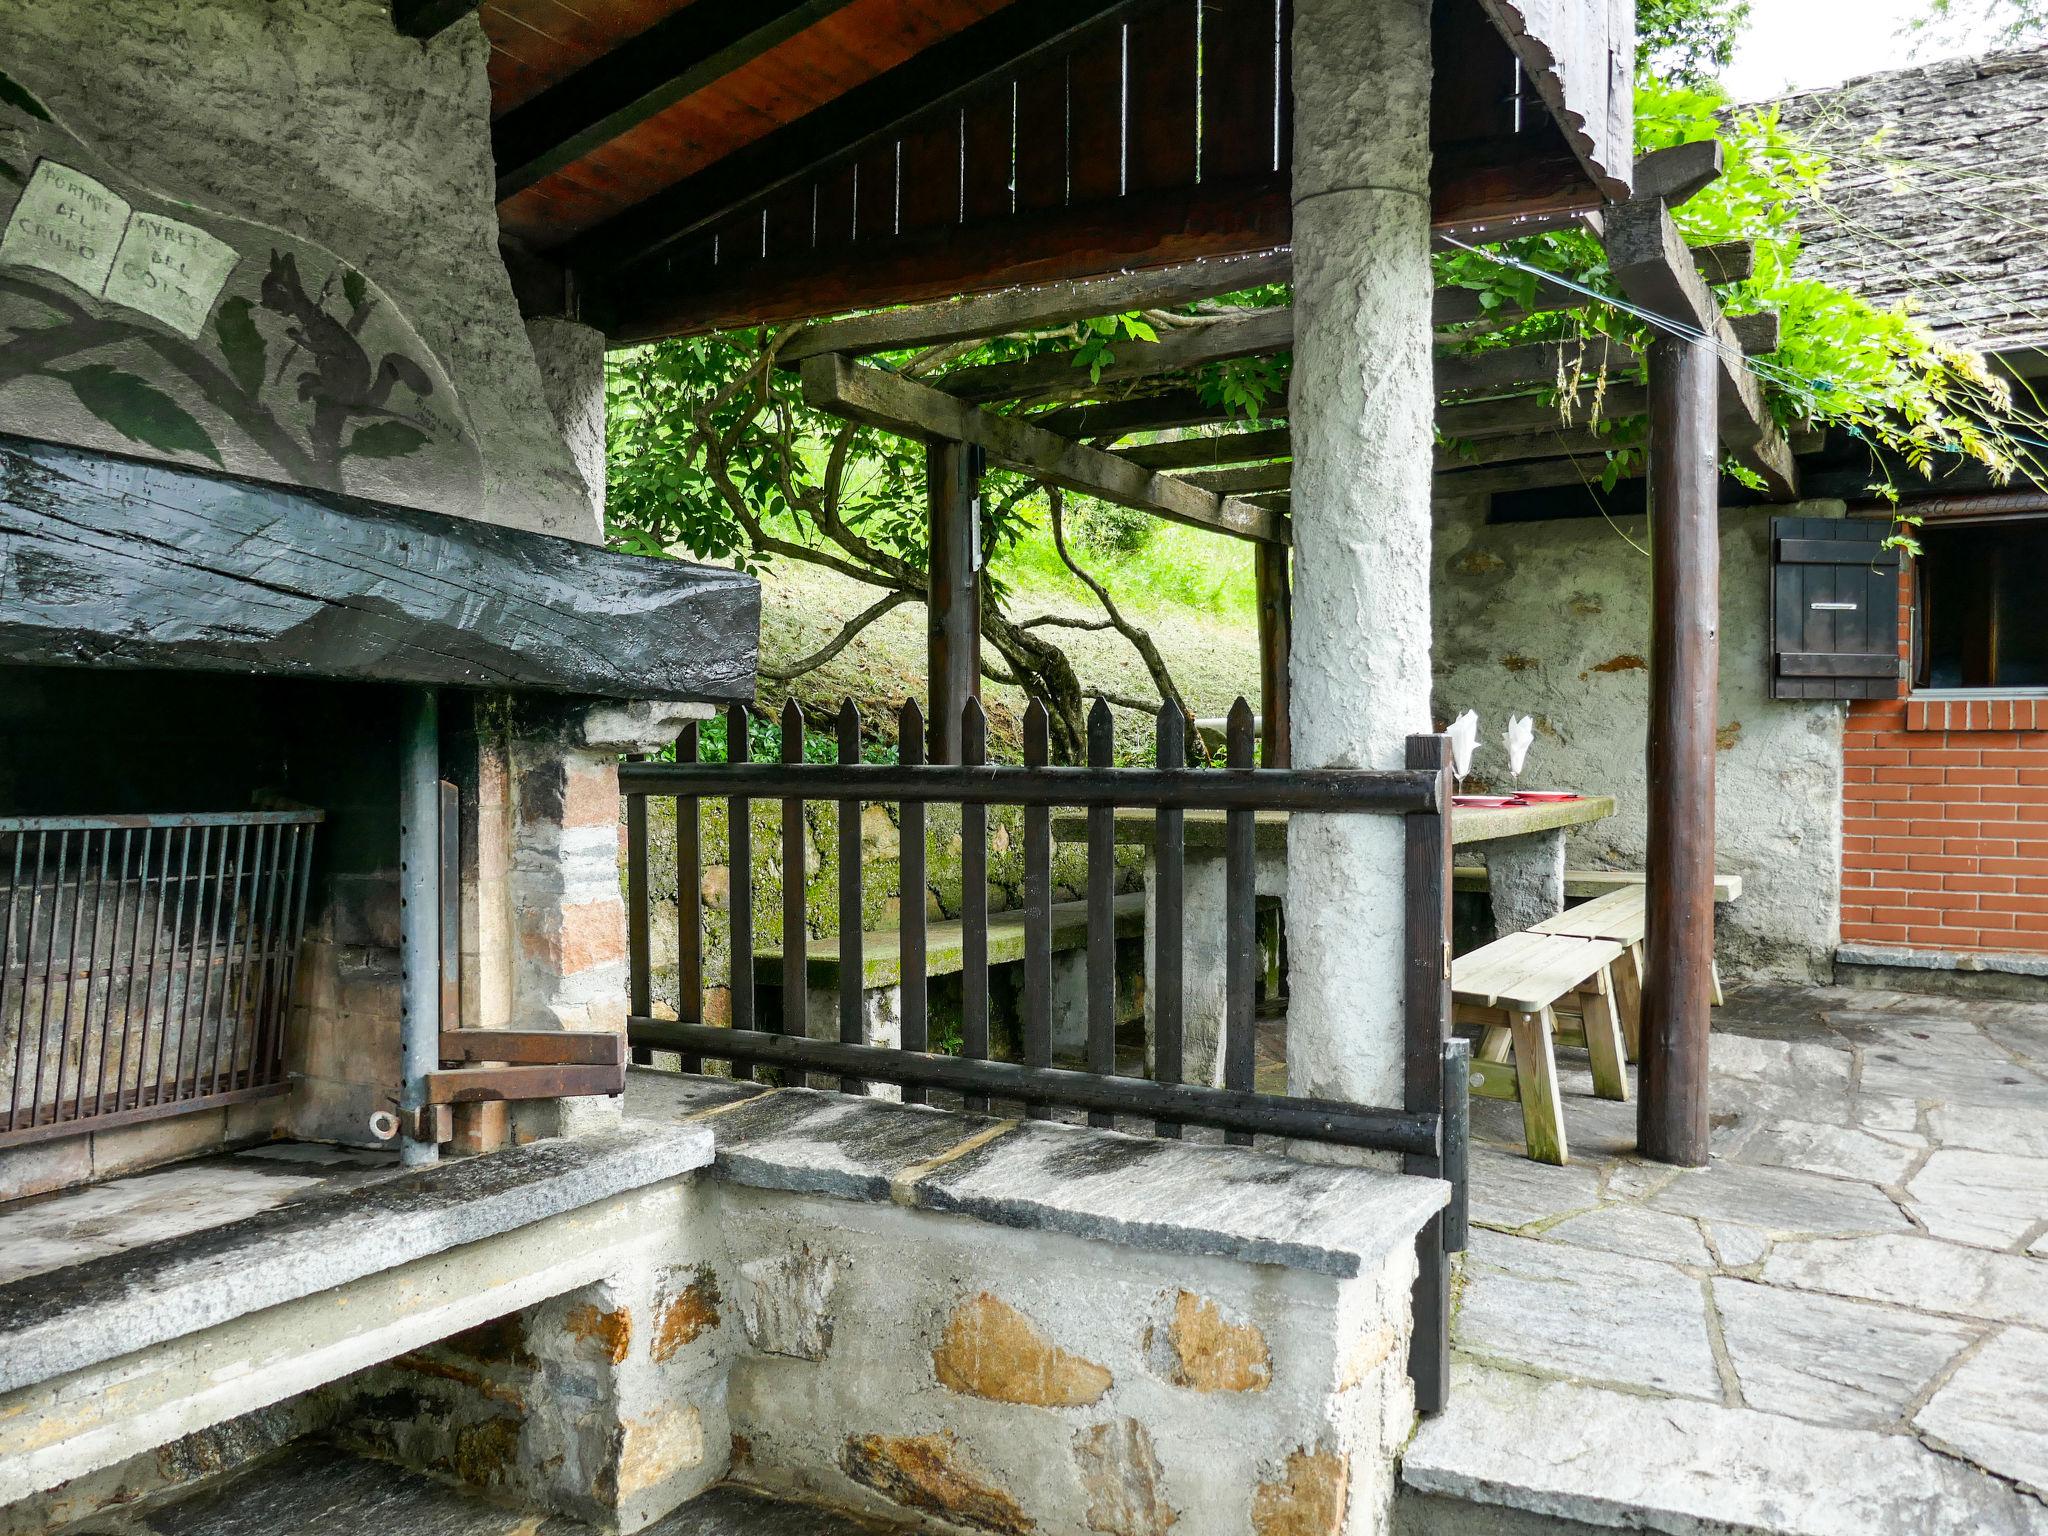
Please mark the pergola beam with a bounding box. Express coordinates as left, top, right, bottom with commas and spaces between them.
1034, 392, 1283, 440
1606, 192, 1799, 499
1118, 427, 1293, 469
801, 355, 1287, 544
777, 252, 1293, 364
492, 0, 862, 201
939, 308, 1295, 404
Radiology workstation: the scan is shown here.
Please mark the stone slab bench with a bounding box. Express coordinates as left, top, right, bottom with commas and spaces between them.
0, 1127, 714, 1509
748, 892, 1146, 1061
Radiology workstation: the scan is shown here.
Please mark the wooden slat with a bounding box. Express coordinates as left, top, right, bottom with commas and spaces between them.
1037, 390, 1288, 439
424, 1062, 624, 1104
438, 1031, 626, 1067
1776, 538, 1902, 567
1067, 22, 1126, 205
836, 701, 867, 1094
816, 161, 859, 252
625, 752, 651, 1060
1127, 1, 1199, 192
1153, 700, 1186, 1137
1778, 652, 1901, 679
1085, 699, 1117, 1128
801, 356, 1287, 543
726, 702, 756, 1068
1222, 699, 1257, 1142
960, 699, 992, 1110
1022, 701, 1054, 1118
1181, 460, 1291, 495
856, 141, 898, 244
780, 699, 808, 1041
1014, 54, 1071, 213
961, 86, 1016, 224
1118, 426, 1291, 469
1256, 544, 1291, 769
899, 112, 962, 234
1202, 0, 1279, 182
898, 700, 929, 1104
1403, 731, 1453, 1414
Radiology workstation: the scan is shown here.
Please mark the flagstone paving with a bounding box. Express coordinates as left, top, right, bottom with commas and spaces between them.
1402, 983, 2048, 1534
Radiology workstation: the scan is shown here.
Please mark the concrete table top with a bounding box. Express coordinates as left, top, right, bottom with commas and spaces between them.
1051, 796, 1617, 852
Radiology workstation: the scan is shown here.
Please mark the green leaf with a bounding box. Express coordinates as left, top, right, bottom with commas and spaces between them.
344, 419, 429, 460
56, 365, 221, 467
213, 298, 267, 398
341, 267, 369, 313
0, 69, 52, 122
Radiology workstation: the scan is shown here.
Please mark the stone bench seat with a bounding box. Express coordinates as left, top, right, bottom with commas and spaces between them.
1452, 930, 1630, 1166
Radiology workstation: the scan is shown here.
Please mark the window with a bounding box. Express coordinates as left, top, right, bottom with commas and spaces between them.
1916, 519, 2048, 692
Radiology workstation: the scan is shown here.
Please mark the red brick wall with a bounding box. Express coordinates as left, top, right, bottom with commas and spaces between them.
1841, 563, 2048, 954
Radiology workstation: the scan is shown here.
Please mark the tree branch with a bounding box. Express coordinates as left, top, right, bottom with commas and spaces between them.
758, 589, 918, 681
1019, 613, 1115, 632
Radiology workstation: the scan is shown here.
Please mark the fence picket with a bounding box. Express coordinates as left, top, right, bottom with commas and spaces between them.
676, 721, 703, 1072
1223, 697, 1258, 1143
1153, 702, 1185, 1138
898, 700, 929, 1104
726, 701, 755, 1075
960, 698, 990, 1111
1084, 699, 1116, 1127
837, 702, 867, 1095
1022, 700, 1053, 1118
781, 700, 808, 1052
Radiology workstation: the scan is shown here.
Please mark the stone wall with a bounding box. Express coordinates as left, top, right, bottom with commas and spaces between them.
1433, 494, 1847, 982
1, 0, 596, 540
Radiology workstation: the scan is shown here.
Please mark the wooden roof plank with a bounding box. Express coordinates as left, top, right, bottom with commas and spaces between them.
938, 306, 1295, 403
491, 0, 866, 201
800, 354, 1289, 544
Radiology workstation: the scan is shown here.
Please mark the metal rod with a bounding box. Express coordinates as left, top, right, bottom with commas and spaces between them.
631, 1019, 1442, 1157
1, 832, 24, 1130
398, 687, 443, 1165
621, 760, 1440, 813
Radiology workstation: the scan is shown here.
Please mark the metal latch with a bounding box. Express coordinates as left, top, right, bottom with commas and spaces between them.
1810, 602, 1859, 611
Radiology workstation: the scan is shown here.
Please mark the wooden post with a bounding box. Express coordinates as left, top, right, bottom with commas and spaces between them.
927, 440, 982, 764
1640, 334, 1719, 1167
1255, 543, 1292, 768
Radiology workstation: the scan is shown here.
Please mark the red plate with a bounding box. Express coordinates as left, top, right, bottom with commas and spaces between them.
1452, 795, 1520, 808
1515, 790, 1581, 803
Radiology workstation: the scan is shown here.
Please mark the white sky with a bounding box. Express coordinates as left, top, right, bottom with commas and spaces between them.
1721, 0, 2011, 102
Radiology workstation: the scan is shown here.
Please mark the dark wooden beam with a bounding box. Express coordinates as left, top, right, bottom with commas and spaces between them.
605, 180, 1291, 342
1432, 241, 1753, 328
1435, 338, 1639, 398
928, 442, 983, 764
492, 0, 863, 201
391, 0, 478, 39
1035, 391, 1284, 441
1438, 385, 1648, 439
1118, 427, 1292, 470
1607, 195, 1798, 498
1433, 455, 1630, 498
1434, 426, 1637, 472
777, 252, 1293, 365
1633, 140, 1724, 209
563, 0, 1143, 277
1639, 333, 1720, 1168
1180, 460, 1292, 496
940, 308, 1294, 404
1255, 545, 1291, 770
0, 433, 758, 701
1429, 137, 1604, 238
800, 355, 1287, 543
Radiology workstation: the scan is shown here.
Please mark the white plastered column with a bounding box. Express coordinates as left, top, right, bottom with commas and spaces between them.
1284, 0, 1436, 1116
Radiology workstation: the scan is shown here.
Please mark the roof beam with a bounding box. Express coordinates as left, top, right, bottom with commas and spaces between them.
1438, 385, 1648, 439
391, 0, 477, 39
491, 0, 863, 201
562, 0, 1142, 276
777, 252, 1292, 365
801, 355, 1287, 544
1117, 427, 1293, 469
1180, 460, 1293, 495
1033, 391, 1284, 440
1606, 190, 1799, 498
939, 308, 1295, 404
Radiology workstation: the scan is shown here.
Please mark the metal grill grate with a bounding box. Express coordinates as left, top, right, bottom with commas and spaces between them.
1, 811, 320, 1147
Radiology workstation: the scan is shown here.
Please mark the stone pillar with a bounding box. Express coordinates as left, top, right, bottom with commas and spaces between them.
509, 700, 708, 1141
1284, 0, 1436, 1114
525, 316, 608, 542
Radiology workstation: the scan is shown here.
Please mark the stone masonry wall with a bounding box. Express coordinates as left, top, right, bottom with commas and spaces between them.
1433, 493, 1847, 982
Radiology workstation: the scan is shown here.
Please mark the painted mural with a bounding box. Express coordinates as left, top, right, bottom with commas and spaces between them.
0, 66, 479, 499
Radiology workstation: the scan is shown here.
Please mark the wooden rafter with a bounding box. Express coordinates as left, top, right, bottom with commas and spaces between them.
1034, 391, 1282, 441
561, 0, 1143, 278
491, 0, 864, 201
800, 355, 1288, 545
1118, 427, 1293, 469
939, 308, 1294, 404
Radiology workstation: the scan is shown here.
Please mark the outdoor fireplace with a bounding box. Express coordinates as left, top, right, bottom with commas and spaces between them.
0, 431, 758, 1187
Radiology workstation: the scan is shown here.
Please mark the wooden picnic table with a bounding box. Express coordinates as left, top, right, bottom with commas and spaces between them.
1050, 796, 1619, 1086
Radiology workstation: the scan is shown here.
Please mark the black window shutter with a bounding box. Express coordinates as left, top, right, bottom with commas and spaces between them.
1769, 517, 1903, 701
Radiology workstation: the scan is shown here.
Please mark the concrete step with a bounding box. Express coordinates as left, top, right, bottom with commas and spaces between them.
64, 1443, 899, 1535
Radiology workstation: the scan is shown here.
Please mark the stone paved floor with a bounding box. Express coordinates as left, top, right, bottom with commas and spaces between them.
1403, 983, 2048, 1535
0, 1143, 395, 1285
